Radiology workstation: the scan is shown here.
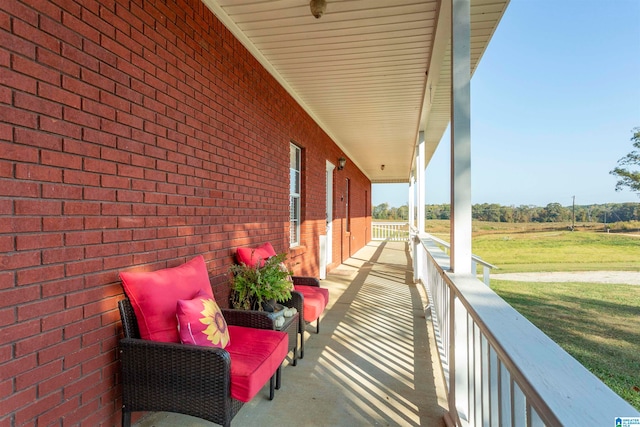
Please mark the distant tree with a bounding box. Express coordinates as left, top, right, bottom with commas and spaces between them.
373, 203, 389, 219
397, 204, 409, 220
610, 127, 640, 196
539, 202, 567, 222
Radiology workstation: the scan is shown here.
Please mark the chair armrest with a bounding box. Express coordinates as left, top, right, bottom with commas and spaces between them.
282, 290, 303, 313
282, 290, 304, 334
119, 337, 232, 410
222, 308, 275, 329
292, 276, 321, 287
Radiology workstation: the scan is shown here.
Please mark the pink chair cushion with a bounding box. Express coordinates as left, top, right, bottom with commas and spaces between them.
226, 325, 288, 402
236, 242, 277, 268
119, 255, 214, 343
294, 285, 329, 323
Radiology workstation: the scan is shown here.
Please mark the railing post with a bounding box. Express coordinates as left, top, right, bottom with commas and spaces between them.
483, 265, 490, 287
413, 234, 420, 283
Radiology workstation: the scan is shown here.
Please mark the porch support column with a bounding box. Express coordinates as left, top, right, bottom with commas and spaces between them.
408, 172, 415, 228
450, 0, 472, 274
417, 131, 426, 234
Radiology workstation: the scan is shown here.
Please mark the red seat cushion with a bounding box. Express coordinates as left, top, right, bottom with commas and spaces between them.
236, 242, 277, 268
294, 285, 329, 323
226, 325, 288, 402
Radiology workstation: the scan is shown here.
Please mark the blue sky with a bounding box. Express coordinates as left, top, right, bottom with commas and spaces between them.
373, 0, 640, 208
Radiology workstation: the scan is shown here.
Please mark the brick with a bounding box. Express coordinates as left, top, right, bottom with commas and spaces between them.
41, 246, 83, 264
16, 233, 63, 251
64, 258, 103, 277
116, 110, 143, 129
63, 317, 101, 339
41, 277, 83, 298
83, 186, 116, 201
64, 106, 101, 129
62, 201, 101, 215
15, 164, 63, 183
0, 217, 41, 234
63, 169, 100, 186
41, 183, 83, 199
14, 20, 60, 53
12, 56, 61, 85
16, 264, 65, 287
0, 104, 37, 128
61, 75, 98, 103
0, 178, 39, 197
80, 68, 115, 92
38, 364, 81, 396
15, 330, 63, 359
0, 29, 36, 59
0, 317, 40, 345
40, 14, 82, 47
37, 336, 81, 364
0, 236, 13, 253
14, 199, 62, 215
62, 10, 100, 44
14, 390, 62, 426
21, 0, 62, 21
84, 215, 118, 229
82, 98, 115, 120
14, 128, 63, 151
39, 116, 82, 139
0, 385, 37, 415
81, 128, 117, 148
42, 216, 83, 232
14, 91, 63, 118
0, 306, 13, 327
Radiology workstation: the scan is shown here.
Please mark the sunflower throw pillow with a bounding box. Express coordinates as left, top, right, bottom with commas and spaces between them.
176, 293, 230, 349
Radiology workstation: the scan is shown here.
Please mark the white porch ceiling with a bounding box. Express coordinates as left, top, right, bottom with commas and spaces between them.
202, 0, 509, 183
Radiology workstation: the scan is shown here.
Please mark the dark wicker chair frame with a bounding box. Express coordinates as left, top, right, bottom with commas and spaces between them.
118, 299, 285, 427
283, 276, 323, 359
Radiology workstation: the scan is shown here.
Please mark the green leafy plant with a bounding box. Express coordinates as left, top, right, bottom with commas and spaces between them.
229, 252, 293, 311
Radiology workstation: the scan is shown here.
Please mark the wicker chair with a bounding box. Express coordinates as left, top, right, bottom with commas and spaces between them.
118, 299, 282, 427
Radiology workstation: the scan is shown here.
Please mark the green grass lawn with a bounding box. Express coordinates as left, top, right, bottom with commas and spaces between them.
491, 280, 640, 411
473, 230, 640, 273
424, 220, 640, 410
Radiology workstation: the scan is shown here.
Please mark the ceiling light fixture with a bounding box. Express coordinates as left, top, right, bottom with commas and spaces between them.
310, 0, 327, 19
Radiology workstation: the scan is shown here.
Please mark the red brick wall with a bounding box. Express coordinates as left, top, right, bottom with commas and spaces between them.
0, 0, 371, 425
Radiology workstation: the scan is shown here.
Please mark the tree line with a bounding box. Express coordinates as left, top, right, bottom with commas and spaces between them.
373, 202, 639, 224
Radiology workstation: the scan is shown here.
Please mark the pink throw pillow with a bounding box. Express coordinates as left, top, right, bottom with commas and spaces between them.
235, 242, 277, 268
119, 255, 214, 343
177, 294, 230, 349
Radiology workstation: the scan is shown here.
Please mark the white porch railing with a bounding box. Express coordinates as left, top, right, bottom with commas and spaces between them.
371, 221, 409, 241
412, 232, 640, 426
422, 233, 497, 286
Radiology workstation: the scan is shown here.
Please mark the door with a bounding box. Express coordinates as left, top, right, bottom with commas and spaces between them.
321, 161, 335, 279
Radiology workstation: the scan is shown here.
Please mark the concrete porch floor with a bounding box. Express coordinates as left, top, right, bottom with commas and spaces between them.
134, 241, 449, 427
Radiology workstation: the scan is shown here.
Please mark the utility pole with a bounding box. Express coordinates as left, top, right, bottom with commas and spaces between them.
572, 195, 575, 231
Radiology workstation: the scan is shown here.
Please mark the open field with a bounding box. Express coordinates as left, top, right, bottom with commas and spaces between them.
424, 219, 640, 410
426, 220, 640, 273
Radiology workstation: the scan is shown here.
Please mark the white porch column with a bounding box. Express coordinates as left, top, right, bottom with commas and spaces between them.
417, 131, 426, 234
408, 172, 415, 227
450, 0, 472, 274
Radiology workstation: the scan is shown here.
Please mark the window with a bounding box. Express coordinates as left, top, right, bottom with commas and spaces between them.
290, 143, 301, 246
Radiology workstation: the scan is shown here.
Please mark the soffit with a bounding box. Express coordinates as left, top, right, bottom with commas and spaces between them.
203, 0, 509, 183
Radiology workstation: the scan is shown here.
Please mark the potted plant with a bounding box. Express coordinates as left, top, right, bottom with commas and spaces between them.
229, 252, 293, 312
